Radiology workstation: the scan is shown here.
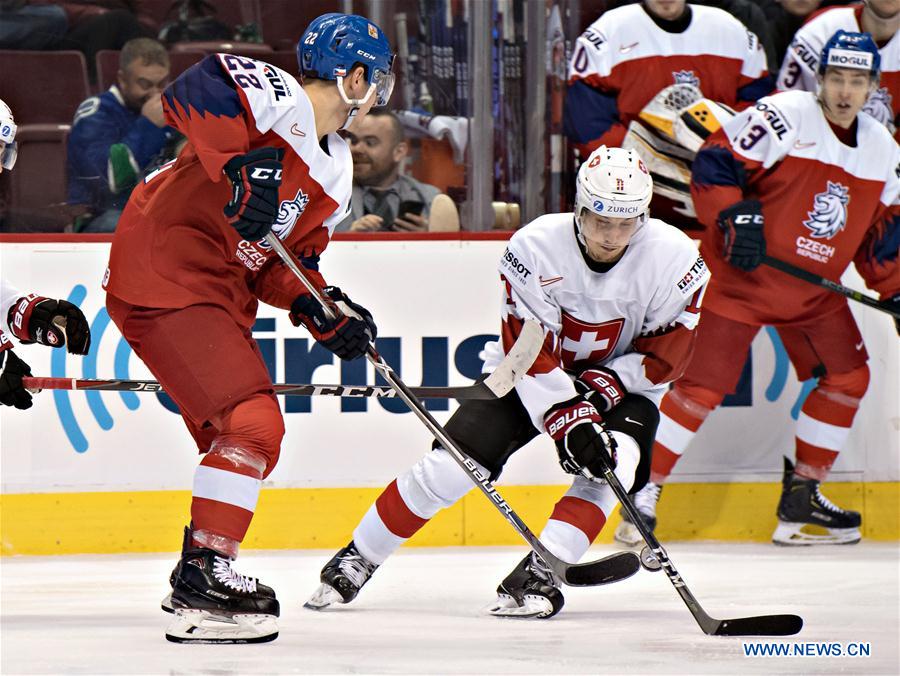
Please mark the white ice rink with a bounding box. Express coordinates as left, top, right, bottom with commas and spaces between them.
2, 543, 898, 675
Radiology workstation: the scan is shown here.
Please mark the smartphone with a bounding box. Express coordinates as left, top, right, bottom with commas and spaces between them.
397, 200, 425, 219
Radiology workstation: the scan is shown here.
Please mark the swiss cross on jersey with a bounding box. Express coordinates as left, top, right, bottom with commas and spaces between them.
559, 312, 624, 368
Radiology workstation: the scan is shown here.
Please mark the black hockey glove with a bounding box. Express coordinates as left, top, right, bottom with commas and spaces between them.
717, 199, 766, 272
0, 349, 33, 410
222, 147, 285, 241
544, 395, 617, 477
290, 286, 377, 361
8, 295, 91, 355
576, 366, 627, 413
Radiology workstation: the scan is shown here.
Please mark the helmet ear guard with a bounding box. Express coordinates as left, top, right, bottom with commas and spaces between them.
574, 146, 653, 243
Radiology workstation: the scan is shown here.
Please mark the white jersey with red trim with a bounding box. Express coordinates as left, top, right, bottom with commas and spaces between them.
0, 277, 20, 350
482, 214, 710, 430
777, 5, 899, 135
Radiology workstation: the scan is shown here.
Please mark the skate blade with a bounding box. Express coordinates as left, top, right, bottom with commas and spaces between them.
772, 522, 861, 546
485, 594, 554, 620
161, 592, 174, 614
303, 583, 344, 611
613, 520, 644, 547
165, 609, 278, 644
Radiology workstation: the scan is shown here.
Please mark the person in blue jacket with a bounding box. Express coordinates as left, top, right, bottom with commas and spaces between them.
67, 37, 175, 232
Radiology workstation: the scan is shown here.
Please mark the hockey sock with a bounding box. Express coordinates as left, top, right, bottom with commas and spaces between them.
353, 447, 488, 564
541, 433, 640, 562
650, 386, 720, 484
794, 367, 868, 481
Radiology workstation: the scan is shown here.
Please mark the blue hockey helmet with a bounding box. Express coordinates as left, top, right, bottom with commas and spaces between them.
818, 29, 881, 80
297, 13, 395, 107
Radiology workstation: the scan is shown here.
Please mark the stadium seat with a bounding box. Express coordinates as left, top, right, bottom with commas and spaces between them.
169, 41, 273, 56
0, 125, 76, 232
259, 2, 338, 51
0, 51, 90, 125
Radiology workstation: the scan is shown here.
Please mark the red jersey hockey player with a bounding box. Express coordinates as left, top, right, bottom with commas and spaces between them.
623, 30, 900, 548
564, 0, 774, 228
0, 99, 91, 410
103, 14, 394, 642
777, 0, 899, 139
303, 147, 710, 619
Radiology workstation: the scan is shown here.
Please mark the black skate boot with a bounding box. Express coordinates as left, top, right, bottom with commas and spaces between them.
161, 525, 276, 614
772, 457, 861, 546
486, 552, 565, 619
165, 542, 280, 643
304, 541, 379, 611
614, 481, 662, 546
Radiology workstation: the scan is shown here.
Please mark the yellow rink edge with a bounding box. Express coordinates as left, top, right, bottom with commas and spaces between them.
1, 481, 897, 555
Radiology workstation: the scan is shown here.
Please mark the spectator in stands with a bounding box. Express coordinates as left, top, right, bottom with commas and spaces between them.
753, 0, 823, 66
0, 1, 68, 50
337, 110, 456, 233
67, 37, 174, 233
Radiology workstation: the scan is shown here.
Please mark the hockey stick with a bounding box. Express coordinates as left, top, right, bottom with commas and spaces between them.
22, 373, 522, 400
583, 464, 803, 636
762, 255, 899, 319
263, 233, 640, 587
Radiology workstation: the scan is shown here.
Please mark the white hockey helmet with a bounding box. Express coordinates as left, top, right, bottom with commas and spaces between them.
574, 146, 652, 240
0, 98, 17, 171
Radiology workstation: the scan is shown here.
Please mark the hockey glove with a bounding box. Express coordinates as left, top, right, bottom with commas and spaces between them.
222, 147, 285, 241
717, 199, 766, 272
290, 286, 377, 361
0, 349, 33, 410
544, 395, 617, 477
8, 295, 91, 354
576, 366, 627, 413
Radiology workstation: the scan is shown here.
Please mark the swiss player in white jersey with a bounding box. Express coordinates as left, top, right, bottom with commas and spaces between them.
304, 147, 710, 619
777, 0, 899, 138
630, 30, 900, 547
0, 99, 91, 410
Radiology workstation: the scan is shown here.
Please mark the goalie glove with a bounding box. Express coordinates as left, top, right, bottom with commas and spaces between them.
718, 199, 766, 272
290, 286, 377, 361
222, 147, 285, 241
673, 99, 736, 153
0, 349, 33, 410
8, 295, 91, 354
544, 396, 617, 477
638, 83, 703, 142
576, 366, 627, 413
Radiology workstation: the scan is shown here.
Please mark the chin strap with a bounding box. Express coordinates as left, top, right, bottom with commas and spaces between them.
336, 76, 377, 130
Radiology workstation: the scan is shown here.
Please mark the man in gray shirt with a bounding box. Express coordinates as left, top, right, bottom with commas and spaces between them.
337, 110, 450, 232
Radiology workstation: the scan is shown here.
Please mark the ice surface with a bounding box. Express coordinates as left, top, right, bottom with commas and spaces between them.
2, 543, 897, 674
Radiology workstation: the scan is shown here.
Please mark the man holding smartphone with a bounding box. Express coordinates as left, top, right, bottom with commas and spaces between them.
338, 109, 451, 232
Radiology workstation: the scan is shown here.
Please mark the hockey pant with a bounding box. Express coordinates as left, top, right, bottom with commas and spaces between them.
651, 305, 869, 484
107, 296, 283, 553
353, 390, 658, 566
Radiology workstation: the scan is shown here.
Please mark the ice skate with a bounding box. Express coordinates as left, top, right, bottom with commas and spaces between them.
486, 552, 564, 619
304, 541, 379, 610
165, 544, 279, 643
614, 482, 661, 546
772, 457, 861, 546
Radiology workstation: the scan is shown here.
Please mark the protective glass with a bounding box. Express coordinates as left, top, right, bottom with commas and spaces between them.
372, 68, 395, 106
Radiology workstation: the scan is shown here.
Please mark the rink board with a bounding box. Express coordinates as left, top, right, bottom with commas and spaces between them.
1, 237, 897, 554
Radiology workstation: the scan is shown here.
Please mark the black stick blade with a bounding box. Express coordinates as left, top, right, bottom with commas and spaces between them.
713, 614, 804, 636
562, 551, 641, 587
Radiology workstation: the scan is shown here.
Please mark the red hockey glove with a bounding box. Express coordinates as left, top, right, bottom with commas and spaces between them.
544, 395, 617, 477
576, 366, 627, 413
0, 349, 33, 410
222, 147, 285, 241
8, 295, 91, 354
717, 199, 766, 271
290, 286, 377, 361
